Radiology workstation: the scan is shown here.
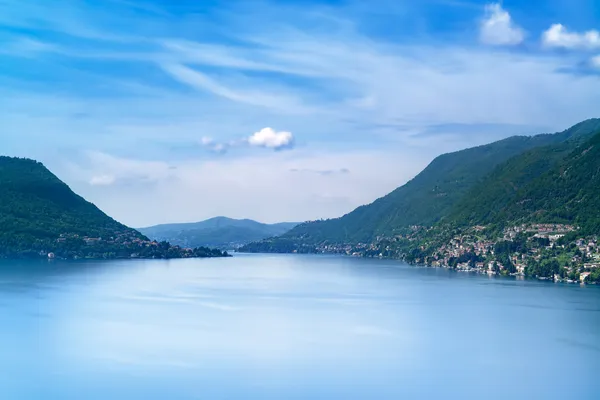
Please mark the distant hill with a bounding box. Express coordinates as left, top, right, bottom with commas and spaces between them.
240, 118, 600, 253
139, 217, 299, 249
0, 157, 228, 259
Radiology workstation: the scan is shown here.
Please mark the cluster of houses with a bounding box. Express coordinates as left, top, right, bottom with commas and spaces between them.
286, 223, 599, 284
56, 232, 162, 248
503, 224, 577, 240
47, 231, 217, 260
427, 224, 599, 283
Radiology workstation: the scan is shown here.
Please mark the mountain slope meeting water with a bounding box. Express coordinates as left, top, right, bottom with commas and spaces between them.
0, 157, 228, 260
240, 119, 600, 283
240, 118, 600, 252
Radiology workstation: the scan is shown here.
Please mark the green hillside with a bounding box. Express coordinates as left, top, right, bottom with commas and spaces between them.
244, 119, 600, 251
498, 131, 600, 232
447, 119, 600, 226
139, 217, 298, 249
0, 157, 139, 241
0, 157, 228, 259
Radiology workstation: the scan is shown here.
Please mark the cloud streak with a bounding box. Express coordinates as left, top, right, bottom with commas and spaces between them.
160, 63, 315, 114
290, 168, 350, 176
90, 174, 116, 186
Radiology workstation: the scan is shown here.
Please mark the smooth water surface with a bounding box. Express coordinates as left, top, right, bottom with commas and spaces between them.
1, 254, 599, 399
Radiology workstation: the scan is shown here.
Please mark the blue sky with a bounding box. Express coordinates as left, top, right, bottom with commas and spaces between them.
1, 0, 599, 226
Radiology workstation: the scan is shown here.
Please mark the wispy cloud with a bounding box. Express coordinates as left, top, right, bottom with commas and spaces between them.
479, 3, 525, 46
290, 168, 350, 176
78, 152, 175, 188
90, 175, 116, 186
0, 37, 58, 57
542, 24, 600, 50
160, 63, 314, 114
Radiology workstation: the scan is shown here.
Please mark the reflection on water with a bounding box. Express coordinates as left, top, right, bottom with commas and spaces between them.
1, 254, 599, 399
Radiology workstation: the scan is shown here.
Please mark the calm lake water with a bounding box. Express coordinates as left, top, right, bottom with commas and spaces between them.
1, 254, 599, 399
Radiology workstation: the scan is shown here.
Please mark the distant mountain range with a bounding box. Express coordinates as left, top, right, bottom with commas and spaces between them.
0, 157, 228, 260
138, 217, 299, 249
241, 118, 600, 254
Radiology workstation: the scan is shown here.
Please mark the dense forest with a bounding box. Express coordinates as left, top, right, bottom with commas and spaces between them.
0, 157, 229, 260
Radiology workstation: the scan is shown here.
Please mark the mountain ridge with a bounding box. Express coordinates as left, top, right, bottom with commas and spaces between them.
139, 217, 299, 249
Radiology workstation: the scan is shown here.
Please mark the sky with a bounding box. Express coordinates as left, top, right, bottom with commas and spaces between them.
1, 0, 600, 227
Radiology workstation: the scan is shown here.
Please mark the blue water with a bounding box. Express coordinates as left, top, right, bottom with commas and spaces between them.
1, 254, 599, 399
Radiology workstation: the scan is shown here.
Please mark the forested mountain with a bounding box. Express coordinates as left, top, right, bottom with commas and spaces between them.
496, 130, 600, 233
0, 157, 140, 242
447, 119, 600, 227
0, 157, 228, 259
244, 119, 600, 250
139, 217, 298, 249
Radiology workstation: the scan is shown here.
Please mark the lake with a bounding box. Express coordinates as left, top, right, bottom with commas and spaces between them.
1, 254, 599, 399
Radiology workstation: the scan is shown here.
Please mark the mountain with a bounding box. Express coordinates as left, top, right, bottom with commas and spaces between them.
493, 130, 600, 232
240, 119, 600, 252
139, 217, 299, 249
447, 118, 600, 227
0, 157, 228, 259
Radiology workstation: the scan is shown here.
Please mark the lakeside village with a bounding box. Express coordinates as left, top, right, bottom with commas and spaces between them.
41, 232, 229, 260
313, 224, 600, 284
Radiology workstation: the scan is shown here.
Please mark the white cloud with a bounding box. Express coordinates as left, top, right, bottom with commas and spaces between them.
247, 128, 294, 150
198, 128, 295, 153
542, 24, 600, 49
479, 3, 525, 46
89, 174, 116, 186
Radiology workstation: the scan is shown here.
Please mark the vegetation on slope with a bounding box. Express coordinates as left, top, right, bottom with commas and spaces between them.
0, 157, 138, 241
447, 119, 600, 226
0, 157, 228, 259
500, 130, 600, 232
241, 119, 600, 252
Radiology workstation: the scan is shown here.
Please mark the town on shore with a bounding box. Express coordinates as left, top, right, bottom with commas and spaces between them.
292, 223, 600, 285
4, 231, 230, 261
